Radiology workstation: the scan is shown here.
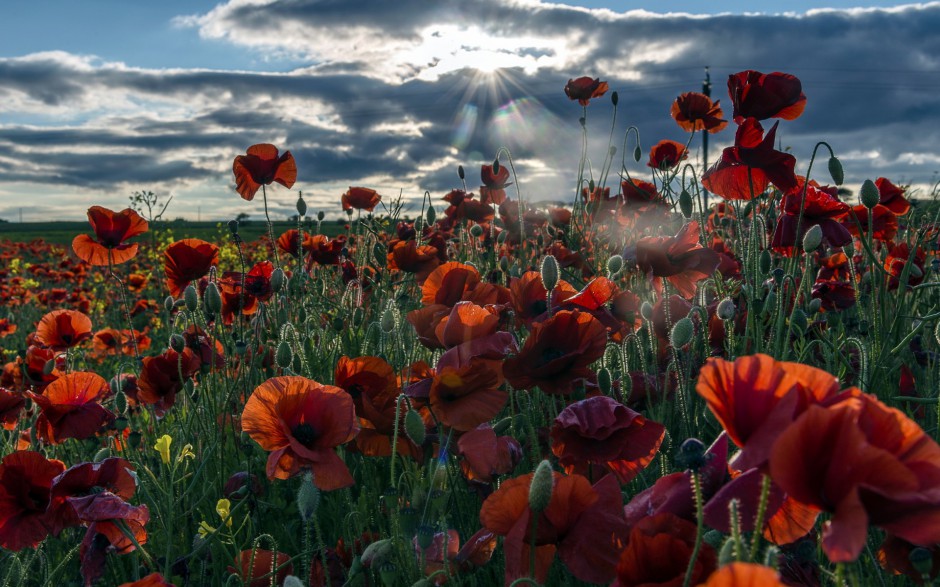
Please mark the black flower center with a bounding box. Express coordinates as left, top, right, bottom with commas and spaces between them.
292, 423, 318, 446
539, 347, 567, 366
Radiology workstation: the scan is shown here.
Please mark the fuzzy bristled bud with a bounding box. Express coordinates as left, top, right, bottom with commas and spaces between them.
283, 577, 305, 587
183, 285, 199, 313
860, 179, 880, 209
716, 298, 736, 321
204, 282, 222, 314
670, 317, 694, 347
529, 460, 555, 513
275, 340, 293, 369
801, 224, 823, 253
540, 255, 560, 292
404, 409, 426, 446
296, 471, 320, 522
317, 210, 325, 221
113, 389, 128, 415
611, 90, 619, 106
457, 165, 465, 180
633, 145, 642, 162
606, 254, 624, 276
164, 295, 175, 313
828, 155, 844, 186
677, 437, 708, 472
759, 249, 772, 275
640, 301, 654, 322
381, 304, 397, 334
227, 220, 239, 235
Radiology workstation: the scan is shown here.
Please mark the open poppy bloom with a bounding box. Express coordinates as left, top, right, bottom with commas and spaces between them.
503, 310, 607, 395
387, 239, 441, 284
634, 221, 720, 299
342, 186, 382, 212
163, 238, 220, 297
771, 179, 852, 255
308, 234, 347, 266
433, 301, 500, 348
619, 178, 670, 223
509, 271, 573, 325
90, 328, 151, 360
137, 348, 201, 415
551, 396, 665, 484
118, 574, 174, 587
564, 76, 609, 106
0, 387, 25, 430
647, 139, 689, 170
840, 203, 898, 243
0, 450, 66, 551
884, 243, 927, 289
72, 206, 149, 266
875, 177, 912, 215
771, 389, 940, 562
229, 550, 293, 587
458, 424, 523, 484
812, 279, 857, 311
34, 309, 93, 351
697, 562, 787, 586
702, 118, 798, 199
233, 143, 297, 201
728, 70, 806, 123
429, 333, 512, 431
28, 372, 115, 444
421, 262, 482, 307
242, 376, 359, 487
480, 471, 628, 584
613, 512, 717, 587
671, 91, 729, 133
276, 228, 315, 259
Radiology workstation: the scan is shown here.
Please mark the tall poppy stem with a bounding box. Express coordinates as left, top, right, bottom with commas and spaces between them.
108, 249, 140, 365
749, 474, 772, 560
262, 184, 281, 269
682, 470, 705, 587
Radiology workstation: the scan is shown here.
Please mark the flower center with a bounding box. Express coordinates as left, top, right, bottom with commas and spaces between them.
292, 423, 318, 446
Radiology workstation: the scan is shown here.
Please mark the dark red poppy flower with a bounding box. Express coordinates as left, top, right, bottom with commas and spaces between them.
613, 512, 717, 587
34, 309, 93, 351
510, 271, 572, 324
0, 318, 16, 339
137, 348, 201, 415
0, 451, 66, 551
387, 239, 441, 283
421, 261, 481, 307
671, 91, 729, 133
698, 562, 787, 586
407, 303, 451, 349
635, 221, 720, 299
728, 70, 806, 123
90, 328, 151, 360
47, 457, 138, 536
72, 206, 149, 266
457, 424, 522, 484
481, 471, 628, 584
276, 228, 315, 259
875, 177, 912, 215
308, 234, 346, 266
551, 396, 665, 483
342, 186, 382, 212
118, 573, 174, 587
164, 238, 220, 297
770, 389, 940, 562
812, 279, 857, 311
28, 372, 115, 444
0, 387, 25, 430
429, 351, 506, 431
620, 178, 670, 220
481, 163, 511, 189
549, 207, 572, 227
771, 179, 852, 255
229, 550, 293, 587
242, 376, 359, 487
647, 139, 689, 170
884, 243, 927, 289
233, 143, 297, 201
841, 204, 898, 242
702, 118, 798, 199
564, 76, 609, 106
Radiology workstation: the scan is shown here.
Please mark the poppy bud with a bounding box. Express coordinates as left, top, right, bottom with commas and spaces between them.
184, 285, 199, 313
860, 179, 880, 209
499, 256, 510, 273
416, 525, 436, 551
361, 539, 394, 568
492, 158, 500, 176
679, 189, 694, 218
128, 430, 142, 449
808, 298, 822, 314
910, 263, 924, 279
381, 306, 397, 334
670, 317, 694, 347
332, 316, 345, 332
271, 268, 285, 293
606, 254, 623, 276
457, 165, 465, 180
275, 340, 293, 369
611, 90, 619, 106
828, 155, 844, 186
317, 210, 325, 221
283, 577, 305, 587
169, 334, 185, 353
703, 530, 724, 550
802, 224, 823, 252
718, 536, 737, 566
909, 546, 934, 577
759, 249, 772, 275
633, 145, 642, 162
640, 301, 654, 321
716, 298, 736, 321
113, 390, 128, 415
529, 460, 554, 513
763, 546, 780, 569
164, 295, 175, 312
404, 409, 425, 445
426, 205, 436, 225
400, 506, 418, 537
469, 224, 484, 238
93, 447, 111, 462
379, 562, 398, 587
204, 282, 222, 314
40, 359, 55, 374
540, 255, 560, 292
588, 179, 595, 193
296, 471, 319, 522
677, 437, 707, 471
596, 367, 612, 395
234, 340, 247, 356
227, 220, 239, 235
790, 309, 808, 333
352, 307, 364, 326
296, 195, 307, 217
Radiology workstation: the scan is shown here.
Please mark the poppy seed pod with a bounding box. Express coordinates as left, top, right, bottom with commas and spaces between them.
677, 437, 708, 471
529, 460, 555, 513
679, 189, 694, 218
540, 254, 560, 292
860, 179, 880, 209
759, 249, 773, 275
716, 297, 737, 321
204, 282, 222, 314
164, 295, 175, 312
296, 472, 319, 522
790, 309, 808, 333
802, 224, 823, 253
404, 409, 426, 446
183, 285, 199, 312
317, 210, 325, 221
611, 90, 619, 106
227, 220, 239, 235
670, 317, 694, 347
113, 389, 128, 415
909, 547, 934, 576
828, 155, 844, 185
606, 254, 624, 276
275, 340, 293, 369
296, 195, 307, 217
457, 164, 465, 180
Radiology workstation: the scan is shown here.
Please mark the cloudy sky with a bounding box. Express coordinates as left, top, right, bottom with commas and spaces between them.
1, 0, 939, 222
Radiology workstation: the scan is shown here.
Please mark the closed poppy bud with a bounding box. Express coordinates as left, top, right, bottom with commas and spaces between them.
458, 165, 465, 180
529, 460, 554, 513
808, 298, 822, 314
719, 536, 737, 566
499, 256, 510, 273
296, 471, 319, 522
802, 224, 823, 252
381, 307, 397, 334
416, 526, 435, 550
469, 224, 484, 238
333, 317, 345, 332
860, 179, 880, 209
235, 340, 247, 355
164, 295, 175, 312
828, 155, 844, 185
93, 447, 111, 462
679, 189, 694, 218
184, 285, 199, 312
271, 268, 285, 293
540, 255, 560, 291
204, 282, 222, 314
283, 577, 305, 587
597, 367, 612, 395
379, 561, 398, 586
607, 254, 623, 276
361, 538, 394, 568
404, 409, 425, 446
909, 547, 934, 576
634, 145, 642, 162
317, 210, 325, 221
717, 298, 736, 321
611, 90, 619, 106
170, 334, 185, 352
275, 340, 292, 369
670, 317, 694, 347
227, 220, 239, 235
426, 205, 436, 225
296, 195, 307, 217
790, 309, 808, 333
677, 437, 707, 471
640, 301, 654, 321
759, 249, 772, 275
492, 158, 500, 176
113, 389, 128, 415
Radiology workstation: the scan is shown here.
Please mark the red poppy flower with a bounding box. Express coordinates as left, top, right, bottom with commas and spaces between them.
47, 457, 138, 536
308, 234, 346, 266
164, 238, 220, 297
457, 424, 523, 484
342, 186, 382, 212
228, 550, 294, 587
812, 279, 857, 311
429, 339, 508, 431
671, 91, 729, 133
34, 309, 93, 351
875, 177, 912, 215
421, 261, 481, 307
137, 348, 201, 415
878, 534, 940, 584
241, 376, 359, 487
728, 70, 806, 123
481, 162, 511, 189
28, 372, 115, 444
770, 389, 940, 562
0, 318, 16, 338
90, 328, 151, 360
504, 310, 607, 395
387, 239, 441, 283
840, 204, 898, 242
702, 118, 798, 199
635, 221, 720, 299
698, 562, 787, 586
118, 573, 174, 587
620, 178, 670, 220
884, 243, 927, 289
480, 471, 628, 584
276, 228, 315, 259
0, 451, 66, 551
0, 387, 25, 430
433, 301, 500, 348
771, 179, 852, 255
613, 512, 717, 587
510, 271, 571, 324
564, 76, 609, 106
233, 143, 297, 201
647, 139, 689, 170
407, 303, 451, 349
551, 396, 665, 484
549, 207, 572, 227
72, 206, 149, 266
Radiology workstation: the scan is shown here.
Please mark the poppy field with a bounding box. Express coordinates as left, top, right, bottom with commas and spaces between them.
1, 70, 940, 586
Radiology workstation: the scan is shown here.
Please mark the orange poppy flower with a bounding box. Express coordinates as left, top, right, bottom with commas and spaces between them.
0, 318, 16, 338
647, 139, 689, 170
701, 118, 797, 200
613, 512, 716, 587
421, 261, 481, 307
875, 177, 911, 215
308, 234, 347, 266
164, 238, 220, 297
126, 272, 148, 293
509, 271, 576, 324
0, 387, 25, 430
229, 550, 293, 587
27, 372, 115, 444
241, 376, 359, 487
634, 221, 720, 299
480, 471, 628, 584
34, 309, 93, 351
387, 239, 441, 284
697, 562, 786, 586
276, 228, 313, 258
430, 357, 505, 432
91, 328, 151, 360
342, 186, 382, 212
671, 91, 728, 133
564, 76, 609, 106
118, 573, 174, 587
0, 450, 66, 551
728, 70, 806, 123
407, 303, 451, 349
695, 354, 841, 470
884, 243, 927, 290
72, 206, 149, 266
770, 389, 940, 562
551, 396, 665, 484
233, 143, 297, 201
137, 348, 201, 415
433, 301, 500, 348
503, 310, 606, 395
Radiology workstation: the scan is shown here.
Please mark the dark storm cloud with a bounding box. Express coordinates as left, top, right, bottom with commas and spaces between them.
1, 2, 940, 220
